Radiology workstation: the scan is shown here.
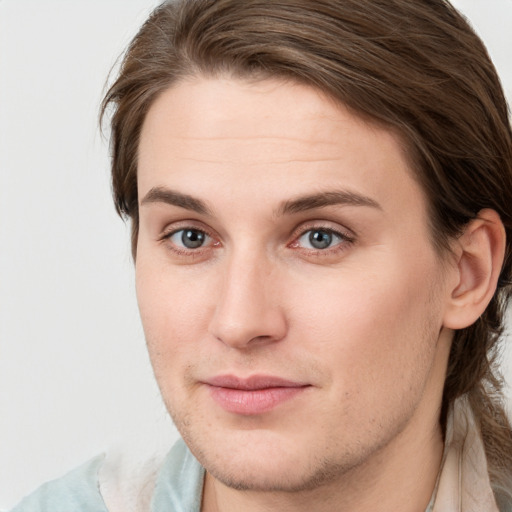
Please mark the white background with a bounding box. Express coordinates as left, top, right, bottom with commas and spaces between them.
1, 1, 511, 509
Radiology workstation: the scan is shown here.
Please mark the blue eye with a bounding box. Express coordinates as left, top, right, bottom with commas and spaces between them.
298, 229, 344, 250
169, 229, 211, 249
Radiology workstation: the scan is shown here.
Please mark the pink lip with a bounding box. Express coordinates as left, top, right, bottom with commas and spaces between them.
204, 375, 310, 415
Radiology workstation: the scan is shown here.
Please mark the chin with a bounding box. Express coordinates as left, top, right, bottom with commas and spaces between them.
203, 449, 356, 493
214, 463, 354, 493
179, 424, 360, 493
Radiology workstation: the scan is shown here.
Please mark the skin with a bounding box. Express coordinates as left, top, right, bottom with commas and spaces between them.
135, 77, 461, 512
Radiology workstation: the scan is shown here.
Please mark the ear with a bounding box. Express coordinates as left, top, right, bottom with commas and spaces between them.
443, 209, 506, 330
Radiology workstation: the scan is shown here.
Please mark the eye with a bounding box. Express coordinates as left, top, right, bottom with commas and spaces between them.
168, 228, 212, 249
296, 228, 347, 250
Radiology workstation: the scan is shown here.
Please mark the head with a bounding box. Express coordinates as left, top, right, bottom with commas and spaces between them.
101, 0, 512, 501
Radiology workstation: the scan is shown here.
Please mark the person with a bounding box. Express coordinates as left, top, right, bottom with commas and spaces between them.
11, 0, 512, 511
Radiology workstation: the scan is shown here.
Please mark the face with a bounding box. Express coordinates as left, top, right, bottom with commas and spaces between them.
136, 77, 453, 492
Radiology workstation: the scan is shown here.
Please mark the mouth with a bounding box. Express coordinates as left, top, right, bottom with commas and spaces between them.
203, 375, 311, 415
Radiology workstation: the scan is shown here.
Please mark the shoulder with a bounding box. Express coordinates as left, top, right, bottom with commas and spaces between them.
98, 438, 204, 512
9, 439, 204, 512
9, 455, 108, 512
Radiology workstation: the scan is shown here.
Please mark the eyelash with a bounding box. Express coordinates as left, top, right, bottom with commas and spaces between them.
159, 224, 355, 258
289, 226, 355, 256
159, 225, 218, 257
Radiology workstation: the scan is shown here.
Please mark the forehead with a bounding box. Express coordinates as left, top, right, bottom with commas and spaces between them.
137, 76, 428, 227
141, 77, 398, 149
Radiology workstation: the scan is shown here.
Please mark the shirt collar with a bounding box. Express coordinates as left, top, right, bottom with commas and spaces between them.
429, 394, 499, 512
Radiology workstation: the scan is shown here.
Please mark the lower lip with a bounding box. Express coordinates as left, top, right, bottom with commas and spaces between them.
208, 386, 308, 415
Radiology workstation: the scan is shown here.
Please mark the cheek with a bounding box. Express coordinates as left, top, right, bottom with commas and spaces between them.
291, 256, 443, 392
135, 255, 215, 374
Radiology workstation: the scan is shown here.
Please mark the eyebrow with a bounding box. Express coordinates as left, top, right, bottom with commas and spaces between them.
140, 186, 381, 217
140, 187, 211, 215
277, 190, 382, 216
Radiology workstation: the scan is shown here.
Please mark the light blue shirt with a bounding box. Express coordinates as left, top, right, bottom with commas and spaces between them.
10, 440, 204, 512
9, 437, 436, 512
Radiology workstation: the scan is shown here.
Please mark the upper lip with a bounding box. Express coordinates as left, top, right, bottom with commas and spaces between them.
205, 374, 309, 390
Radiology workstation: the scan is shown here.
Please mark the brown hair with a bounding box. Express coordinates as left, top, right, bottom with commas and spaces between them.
101, 0, 512, 504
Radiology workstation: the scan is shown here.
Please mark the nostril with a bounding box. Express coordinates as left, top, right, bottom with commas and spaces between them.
209, 312, 287, 349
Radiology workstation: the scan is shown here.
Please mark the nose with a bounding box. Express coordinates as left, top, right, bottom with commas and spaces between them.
208, 251, 288, 349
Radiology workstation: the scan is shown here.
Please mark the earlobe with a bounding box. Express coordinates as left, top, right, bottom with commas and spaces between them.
443, 209, 506, 330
